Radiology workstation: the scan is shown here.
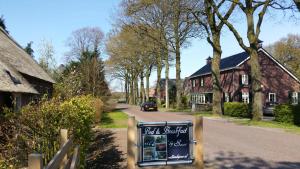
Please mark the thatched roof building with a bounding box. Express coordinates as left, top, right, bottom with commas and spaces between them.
0, 27, 55, 110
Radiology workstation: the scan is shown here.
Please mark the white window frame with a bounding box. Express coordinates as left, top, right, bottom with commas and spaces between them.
241, 74, 249, 85
200, 78, 204, 87
199, 94, 206, 104
192, 79, 196, 88
225, 92, 230, 102
292, 92, 298, 105
268, 93, 276, 103
242, 92, 249, 104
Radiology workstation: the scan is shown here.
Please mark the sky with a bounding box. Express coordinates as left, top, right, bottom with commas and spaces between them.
1, 0, 300, 91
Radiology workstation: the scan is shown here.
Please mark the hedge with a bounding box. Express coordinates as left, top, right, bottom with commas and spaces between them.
224, 102, 250, 118
274, 104, 300, 126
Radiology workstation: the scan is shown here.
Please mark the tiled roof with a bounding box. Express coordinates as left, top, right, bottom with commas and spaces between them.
190, 51, 249, 77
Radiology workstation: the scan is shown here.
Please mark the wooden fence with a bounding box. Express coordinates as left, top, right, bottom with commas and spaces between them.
28, 129, 80, 169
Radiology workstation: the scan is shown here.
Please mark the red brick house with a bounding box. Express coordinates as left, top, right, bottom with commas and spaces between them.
189, 48, 300, 108
0, 28, 55, 112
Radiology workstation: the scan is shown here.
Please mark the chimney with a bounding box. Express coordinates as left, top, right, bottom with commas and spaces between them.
257, 39, 263, 48
206, 56, 212, 64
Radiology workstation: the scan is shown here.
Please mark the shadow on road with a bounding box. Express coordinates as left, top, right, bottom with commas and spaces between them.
85, 129, 126, 169
205, 151, 300, 169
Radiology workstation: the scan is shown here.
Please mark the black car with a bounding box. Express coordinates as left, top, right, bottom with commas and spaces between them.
140, 101, 158, 111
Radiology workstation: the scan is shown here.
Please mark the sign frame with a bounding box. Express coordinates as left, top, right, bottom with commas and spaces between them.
137, 121, 194, 167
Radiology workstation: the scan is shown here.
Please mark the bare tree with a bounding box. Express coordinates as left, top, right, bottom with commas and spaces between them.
192, 0, 237, 115
60, 27, 109, 98
38, 38, 56, 74
168, 0, 203, 109
66, 27, 104, 60
211, 0, 295, 120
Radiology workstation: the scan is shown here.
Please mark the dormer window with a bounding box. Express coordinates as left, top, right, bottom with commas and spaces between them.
200, 78, 204, 87
241, 74, 248, 85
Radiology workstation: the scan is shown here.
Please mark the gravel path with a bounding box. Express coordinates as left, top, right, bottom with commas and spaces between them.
117, 104, 300, 169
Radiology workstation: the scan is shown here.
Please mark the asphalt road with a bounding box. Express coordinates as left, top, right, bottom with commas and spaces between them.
118, 104, 300, 169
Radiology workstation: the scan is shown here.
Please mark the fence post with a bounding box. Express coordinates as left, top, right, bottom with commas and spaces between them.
127, 116, 136, 169
28, 153, 43, 169
194, 116, 204, 169
60, 129, 68, 169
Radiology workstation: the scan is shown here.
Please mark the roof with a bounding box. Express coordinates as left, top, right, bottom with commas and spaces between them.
0, 60, 38, 94
189, 48, 300, 83
190, 51, 249, 77
0, 28, 55, 83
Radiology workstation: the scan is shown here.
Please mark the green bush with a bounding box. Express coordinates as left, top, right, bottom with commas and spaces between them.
274, 104, 300, 126
60, 95, 96, 150
18, 95, 103, 167
224, 102, 250, 118
293, 105, 300, 125
274, 104, 294, 124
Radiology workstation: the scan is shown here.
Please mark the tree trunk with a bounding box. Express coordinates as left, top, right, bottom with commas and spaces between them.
145, 66, 151, 101
134, 77, 139, 105
211, 34, 223, 115
174, 0, 182, 109
164, 50, 170, 109
140, 72, 145, 104
175, 38, 182, 109
156, 56, 162, 106
129, 77, 134, 105
247, 11, 263, 121
249, 49, 263, 120
125, 75, 129, 103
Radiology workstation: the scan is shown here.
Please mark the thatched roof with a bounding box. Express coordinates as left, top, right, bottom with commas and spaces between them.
0, 59, 38, 94
0, 28, 55, 84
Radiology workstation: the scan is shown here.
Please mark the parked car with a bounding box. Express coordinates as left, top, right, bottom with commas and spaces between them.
263, 102, 278, 116
140, 101, 158, 111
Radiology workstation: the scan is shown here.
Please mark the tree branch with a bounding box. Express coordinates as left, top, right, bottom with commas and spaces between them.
210, 0, 249, 52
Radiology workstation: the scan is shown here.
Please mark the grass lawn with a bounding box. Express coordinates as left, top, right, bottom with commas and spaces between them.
164, 107, 300, 134
224, 116, 300, 134
160, 107, 218, 117
99, 110, 128, 128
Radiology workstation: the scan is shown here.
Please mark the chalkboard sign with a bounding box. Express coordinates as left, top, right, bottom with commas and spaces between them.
137, 121, 194, 167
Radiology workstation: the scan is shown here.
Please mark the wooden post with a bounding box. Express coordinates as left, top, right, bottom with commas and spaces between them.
194, 116, 204, 169
127, 116, 136, 169
28, 153, 43, 169
60, 129, 68, 169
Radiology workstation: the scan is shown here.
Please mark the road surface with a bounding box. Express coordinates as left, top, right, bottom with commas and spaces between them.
118, 104, 300, 169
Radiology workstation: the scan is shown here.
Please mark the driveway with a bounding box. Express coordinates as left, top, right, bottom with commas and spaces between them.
118, 104, 300, 169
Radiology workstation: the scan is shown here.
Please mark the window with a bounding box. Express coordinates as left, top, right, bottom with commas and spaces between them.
292, 92, 298, 105
200, 78, 204, 87
241, 74, 249, 85
224, 92, 230, 102
242, 92, 249, 104
268, 93, 276, 103
192, 79, 196, 88
191, 94, 206, 104
199, 94, 206, 104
